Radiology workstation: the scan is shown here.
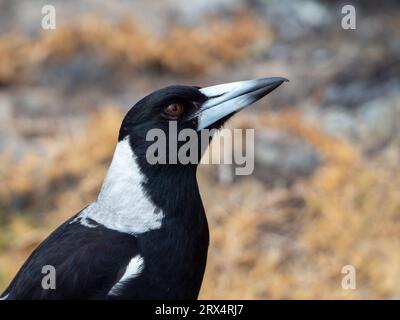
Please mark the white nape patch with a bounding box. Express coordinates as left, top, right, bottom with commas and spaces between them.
0, 293, 9, 300
108, 255, 144, 296
71, 137, 164, 235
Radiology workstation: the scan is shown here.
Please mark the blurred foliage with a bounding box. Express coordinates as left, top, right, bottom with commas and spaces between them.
0, 15, 269, 84
201, 113, 400, 299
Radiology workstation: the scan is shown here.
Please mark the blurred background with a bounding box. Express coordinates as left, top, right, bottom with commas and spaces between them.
1, 0, 400, 299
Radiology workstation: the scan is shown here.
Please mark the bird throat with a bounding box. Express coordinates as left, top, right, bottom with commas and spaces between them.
75, 137, 165, 235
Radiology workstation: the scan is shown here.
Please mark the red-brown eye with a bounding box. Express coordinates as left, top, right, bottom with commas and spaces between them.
164, 103, 184, 117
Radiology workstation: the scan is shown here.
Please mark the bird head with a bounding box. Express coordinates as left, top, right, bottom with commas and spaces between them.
119, 77, 288, 167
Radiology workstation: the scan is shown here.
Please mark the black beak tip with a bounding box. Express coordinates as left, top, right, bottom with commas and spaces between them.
257, 77, 289, 90
266, 77, 289, 90
269, 77, 289, 84
253, 77, 288, 99
277, 77, 289, 87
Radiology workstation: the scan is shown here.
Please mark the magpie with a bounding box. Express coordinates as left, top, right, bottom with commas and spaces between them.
0, 77, 287, 300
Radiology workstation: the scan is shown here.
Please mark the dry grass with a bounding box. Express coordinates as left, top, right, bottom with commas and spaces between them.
1, 108, 400, 299
200, 113, 400, 299
0, 15, 270, 85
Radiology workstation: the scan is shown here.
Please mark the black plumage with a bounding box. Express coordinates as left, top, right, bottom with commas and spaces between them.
1, 77, 286, 300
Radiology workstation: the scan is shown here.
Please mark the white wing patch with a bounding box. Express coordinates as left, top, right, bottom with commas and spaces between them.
0, 293, 9, 300
71, 137, 164, 235
108, 255, 145, 296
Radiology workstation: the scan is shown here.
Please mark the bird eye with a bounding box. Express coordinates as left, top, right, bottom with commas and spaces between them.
164, 103, 184, 118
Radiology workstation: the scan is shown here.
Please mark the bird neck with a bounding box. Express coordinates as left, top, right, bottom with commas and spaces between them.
97, 137, 147, 207
89, 137, 202, 235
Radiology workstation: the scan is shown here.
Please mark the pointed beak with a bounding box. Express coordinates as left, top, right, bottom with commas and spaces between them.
195, 77, 288, 130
